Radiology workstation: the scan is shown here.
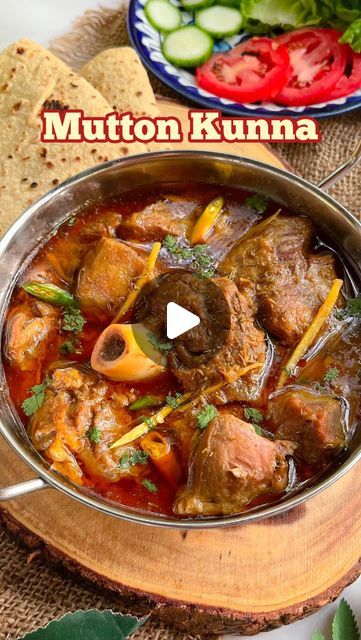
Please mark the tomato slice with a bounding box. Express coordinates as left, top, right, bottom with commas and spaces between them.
327, 46, 361, 100
275, 28, 347, 106
196, 38, 291, 103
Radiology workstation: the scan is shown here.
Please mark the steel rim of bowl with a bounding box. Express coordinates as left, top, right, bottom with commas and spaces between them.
1, 149, 361, 529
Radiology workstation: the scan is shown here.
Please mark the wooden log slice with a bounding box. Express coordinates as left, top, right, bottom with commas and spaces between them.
1, 101, 360, 636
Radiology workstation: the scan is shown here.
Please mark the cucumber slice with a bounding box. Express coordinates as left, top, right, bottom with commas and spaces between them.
195, 6, 242, 38
180, 0, 214, 11
145, 0, 182, 32
162, 26, 214, 67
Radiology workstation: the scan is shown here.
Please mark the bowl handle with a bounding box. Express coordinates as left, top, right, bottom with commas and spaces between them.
318, 140, 361, 190
0, 478, 48, 501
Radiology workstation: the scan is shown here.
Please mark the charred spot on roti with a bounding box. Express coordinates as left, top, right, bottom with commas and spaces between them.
42, 99, 69, 111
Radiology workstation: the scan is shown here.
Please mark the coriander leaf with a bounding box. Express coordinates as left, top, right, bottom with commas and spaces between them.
315, 367, 340, 392
142, 479, 158, 493
245, 194, 268, 214
163, 234, 177, 253
67, 216, 76, 227
88, 427, 101, 444
147, 331, 173, 353
60, 340, 76, 355
253, 424, 263, 436
166, 392, 182, 409
22, 378, 50, 417
18, 609, 146, 640
162, 235, 216, 278
163, 235, 192, 260
192, 244, 216, 278
244, 407, 263, 424
197, 404, 218, 430
336, 295, 361, 320
332, 599, 359, 640
324, 367, 340, 384
252, 424, 273, 438
130, 450, 149, 465
119, 452, 131, 469
62, 306, 85, 333
142, 416, 155, 429
119, 450, 149, 469
312, 632, 326, 640
346, 295, 361, 316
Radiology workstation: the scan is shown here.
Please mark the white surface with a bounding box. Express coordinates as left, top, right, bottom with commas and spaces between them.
167, 302, 200, 338
0, 1, 360, 637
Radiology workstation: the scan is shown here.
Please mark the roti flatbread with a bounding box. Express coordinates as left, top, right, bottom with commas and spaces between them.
0, 39, 147, 231
80, 47, 159, 118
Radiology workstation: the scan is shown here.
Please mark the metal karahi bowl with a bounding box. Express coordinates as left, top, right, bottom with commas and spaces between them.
1, 150, 361, 528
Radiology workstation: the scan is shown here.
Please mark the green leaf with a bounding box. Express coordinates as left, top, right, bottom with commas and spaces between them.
336, 294, 361, 320
142, 479, 158, 493
147, 331, 173, 353
18, 610, 147, 640
244, 406, 264, 423
197, 404, 218, 430
340, 18, 361, 53
312, 632, 326, 640
324, 367, 339, 384
62, 306, 86, 334
162, 235, 216, 278
119, 450, 149, 469
60, 340, 76, 355
88, 428, 101, 444
166, 392, 183, 409
332, 599, 359, 640
244, 194, 268, 213
22, 377, 50, 417
163, 234, 192, 260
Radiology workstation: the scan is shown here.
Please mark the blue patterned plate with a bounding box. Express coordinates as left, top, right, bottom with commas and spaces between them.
128, 0, 361, 119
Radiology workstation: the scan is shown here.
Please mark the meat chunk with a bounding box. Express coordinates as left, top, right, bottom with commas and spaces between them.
221, 215, 337, 346
169, 277, 267, 403
174, 414, 295, 516
268, 388, 346, 465
76, 238, 146, 317
298, 323, 361, 426
79, 212, 122, 242
30, 367, 143, 484
5, 301, 59, 371
119, 196, 198, 241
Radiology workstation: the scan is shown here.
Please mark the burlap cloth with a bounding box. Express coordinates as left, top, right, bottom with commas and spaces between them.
0, 4, 360, 639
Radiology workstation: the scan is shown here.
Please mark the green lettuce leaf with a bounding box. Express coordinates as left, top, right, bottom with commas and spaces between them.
18, 610, 147, 640
340, 18, 361, 52
333, 0, 361, 24
312, 632, 326, 640
242, 0, 321, 31
240, 0, 361, 50
332, 599, 359, 640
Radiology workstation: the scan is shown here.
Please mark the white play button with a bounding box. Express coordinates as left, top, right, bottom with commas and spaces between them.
166, 302, 200, 340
